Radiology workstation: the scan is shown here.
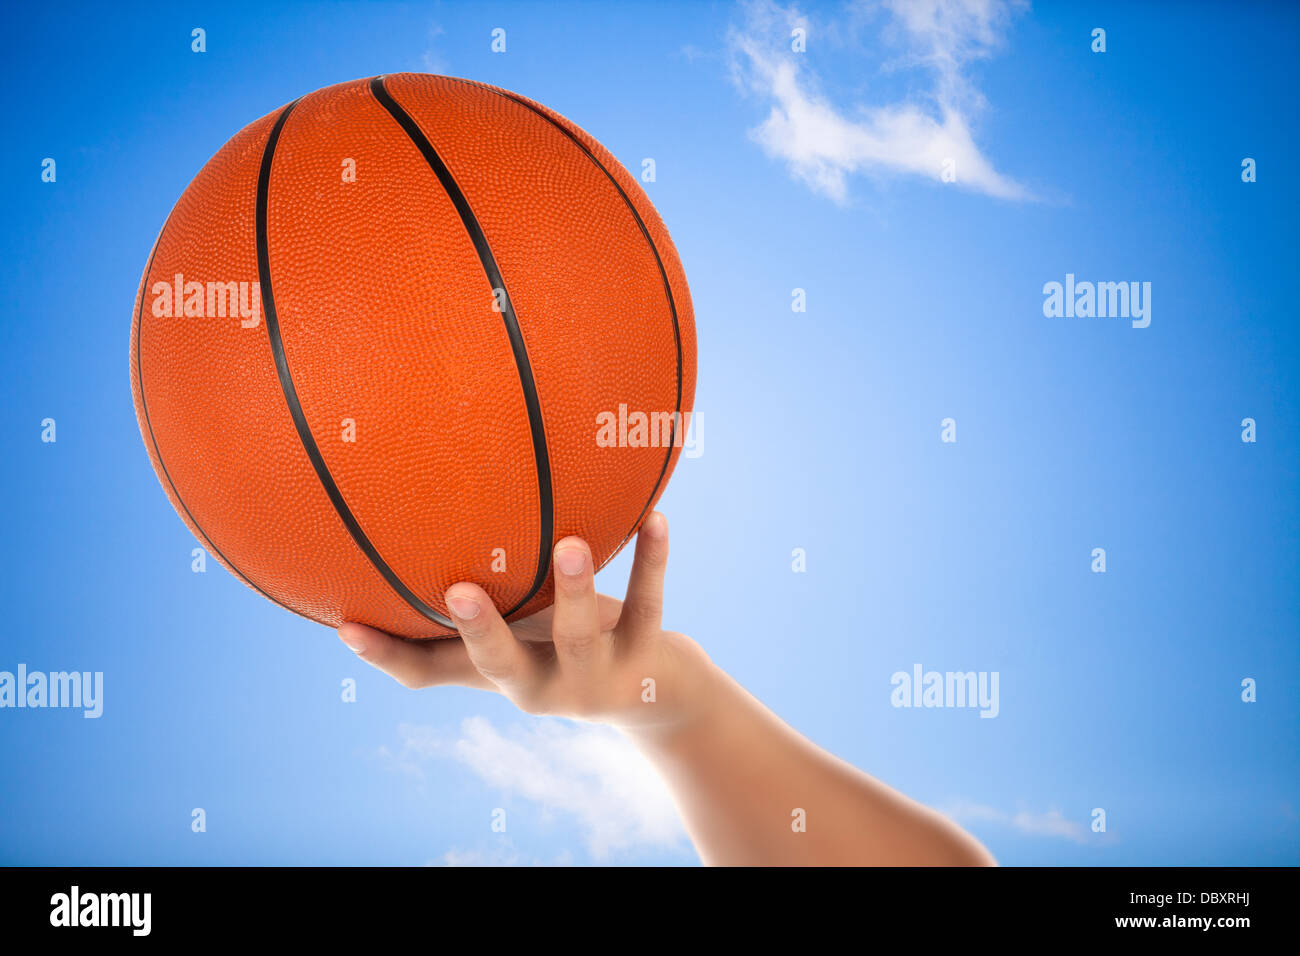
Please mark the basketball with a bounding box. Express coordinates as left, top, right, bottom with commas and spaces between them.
130, 73, 696, 639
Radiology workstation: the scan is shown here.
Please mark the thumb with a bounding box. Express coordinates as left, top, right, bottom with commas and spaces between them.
338, 622, 490, 690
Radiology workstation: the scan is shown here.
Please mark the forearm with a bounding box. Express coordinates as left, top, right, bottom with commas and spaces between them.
626, 659, 995, 866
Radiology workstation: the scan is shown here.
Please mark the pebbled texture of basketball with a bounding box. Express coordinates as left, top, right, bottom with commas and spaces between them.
130, 74, 697, 638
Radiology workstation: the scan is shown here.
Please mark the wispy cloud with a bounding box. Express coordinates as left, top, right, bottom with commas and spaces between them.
388, 717, 687, 862
420, 22, 449, 74
943, 799, 1091, 843
728, 0, 1031, 202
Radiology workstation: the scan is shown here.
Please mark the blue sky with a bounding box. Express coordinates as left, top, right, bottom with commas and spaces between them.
1, 0, 1297, 865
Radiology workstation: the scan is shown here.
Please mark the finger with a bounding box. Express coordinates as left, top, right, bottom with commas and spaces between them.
550, 536, 603, 671
618, 511, 669, 640
509, 593, 623, 643
444, 582, 535, 693
338, 623, 490, 690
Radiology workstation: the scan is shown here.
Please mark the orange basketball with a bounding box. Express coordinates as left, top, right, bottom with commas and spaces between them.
130, 74, 696, 639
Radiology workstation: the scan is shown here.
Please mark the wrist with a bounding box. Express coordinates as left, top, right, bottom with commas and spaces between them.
619, 636, 728, 753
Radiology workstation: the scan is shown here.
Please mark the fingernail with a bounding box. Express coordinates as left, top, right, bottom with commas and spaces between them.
554, 547, 587, 576
338, 629, 365, 654
643, 512, 667, 538
447, 595, 481, 620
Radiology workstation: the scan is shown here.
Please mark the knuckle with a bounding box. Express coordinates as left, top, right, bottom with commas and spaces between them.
466, 646, 518, 685
514, 688, 550, 715
471, 659, 514, 686
556, 633, 595, 661
554, 576, 589, 599
630, 601, 662, 625
456, 622, 486, 642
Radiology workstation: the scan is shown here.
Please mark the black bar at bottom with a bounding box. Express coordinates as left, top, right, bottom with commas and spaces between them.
0, 865, 1278, 941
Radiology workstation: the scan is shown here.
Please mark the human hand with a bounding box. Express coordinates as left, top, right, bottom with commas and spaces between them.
338, 512, 714, 737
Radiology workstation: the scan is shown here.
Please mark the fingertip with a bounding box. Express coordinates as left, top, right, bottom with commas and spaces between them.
338, 623, 370, 656
641, 511, 668, 540
554, 535, 591, 554
553, 537, 591, 578
449, 595, 486, 624
446, 583, 505, 636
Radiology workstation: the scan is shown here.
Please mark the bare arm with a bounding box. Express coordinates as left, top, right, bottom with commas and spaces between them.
339, 513, 993, 866
627, 658, 993, 865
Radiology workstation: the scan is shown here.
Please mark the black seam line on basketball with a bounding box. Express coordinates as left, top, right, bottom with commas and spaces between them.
369, 75, 554, 617
133, 209, 321, 627
256, 97, 455, 630
452, 78, 684, 560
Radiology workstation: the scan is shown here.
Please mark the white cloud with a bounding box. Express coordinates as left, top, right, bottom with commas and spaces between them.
942, 799, 1090, 843
391, 717, 687, 862
437, 845, 527, 867
434, 843, 574, 867
728, 0, 1031, 202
